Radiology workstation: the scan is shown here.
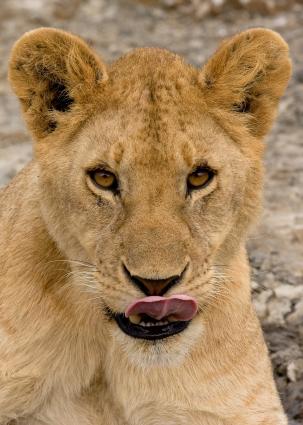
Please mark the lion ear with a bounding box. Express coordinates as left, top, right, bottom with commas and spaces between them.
9, 28, 108, 140
199, 28, 292, 138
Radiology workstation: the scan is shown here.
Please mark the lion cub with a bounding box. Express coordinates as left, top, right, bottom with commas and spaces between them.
0, 27, 291, 424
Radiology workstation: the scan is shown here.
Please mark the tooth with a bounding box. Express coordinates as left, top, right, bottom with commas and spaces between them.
168, 315, 177, 323
129, 315, 141, 325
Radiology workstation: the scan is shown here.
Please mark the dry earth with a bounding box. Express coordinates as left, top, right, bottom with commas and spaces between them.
151, 0, 303, 17
0, 0, 302, 423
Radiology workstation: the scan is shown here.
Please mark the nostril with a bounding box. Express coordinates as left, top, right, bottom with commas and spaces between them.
134, 275, 180, 297
122, 264, 186, 296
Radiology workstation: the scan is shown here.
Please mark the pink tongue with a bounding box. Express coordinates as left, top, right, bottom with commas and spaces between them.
125, 295, 198, 321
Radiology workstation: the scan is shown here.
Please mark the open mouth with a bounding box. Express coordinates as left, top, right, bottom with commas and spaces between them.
114, 313, 190, 340
113, 294, 198, 341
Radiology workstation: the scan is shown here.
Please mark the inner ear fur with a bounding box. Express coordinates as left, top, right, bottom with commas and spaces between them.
199, 28, 292, 138
9, 28, 108, 139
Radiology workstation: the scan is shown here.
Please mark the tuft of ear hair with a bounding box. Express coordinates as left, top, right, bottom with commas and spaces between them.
199, 28, 292, 139
9, 28, 108, 140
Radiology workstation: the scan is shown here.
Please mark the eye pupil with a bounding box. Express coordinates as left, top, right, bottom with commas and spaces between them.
187, 167, 214, 191
90, 169, 117, 190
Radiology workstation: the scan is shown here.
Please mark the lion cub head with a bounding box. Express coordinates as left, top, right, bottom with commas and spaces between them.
9, 28, 291, 366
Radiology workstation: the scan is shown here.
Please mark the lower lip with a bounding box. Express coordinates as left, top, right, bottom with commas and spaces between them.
114, 314, 190, 340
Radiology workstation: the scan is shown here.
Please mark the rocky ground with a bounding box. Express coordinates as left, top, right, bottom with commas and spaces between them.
0, 0, 302, 422
154, 0, 303, 17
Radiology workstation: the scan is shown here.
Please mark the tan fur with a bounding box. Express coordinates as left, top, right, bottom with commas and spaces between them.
0, 27, 291, 424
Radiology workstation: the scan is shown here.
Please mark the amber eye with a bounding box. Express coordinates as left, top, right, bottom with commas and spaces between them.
90, 169, 118, 191
187, 167, 214, 191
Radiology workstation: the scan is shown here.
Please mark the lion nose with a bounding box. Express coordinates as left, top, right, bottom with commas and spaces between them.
123, 264, 186, 296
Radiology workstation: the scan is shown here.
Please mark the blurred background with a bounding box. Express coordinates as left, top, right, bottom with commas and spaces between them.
0, 0, 302, 422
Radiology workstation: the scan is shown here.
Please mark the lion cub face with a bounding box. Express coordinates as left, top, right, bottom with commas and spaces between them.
9, 28, 291, 365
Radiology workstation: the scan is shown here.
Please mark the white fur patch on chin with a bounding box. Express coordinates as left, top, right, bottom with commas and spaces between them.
111, 319, 203, 368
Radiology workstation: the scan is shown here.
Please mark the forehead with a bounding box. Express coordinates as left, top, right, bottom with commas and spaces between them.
76, 48, 241, 170
80, 109, 233, 170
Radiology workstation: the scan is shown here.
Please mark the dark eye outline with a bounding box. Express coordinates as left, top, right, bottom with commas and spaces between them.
187, 166, 215, 194
87, 168, 119, 193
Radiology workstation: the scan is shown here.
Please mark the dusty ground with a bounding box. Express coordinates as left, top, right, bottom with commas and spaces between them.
0, 0, 302, 423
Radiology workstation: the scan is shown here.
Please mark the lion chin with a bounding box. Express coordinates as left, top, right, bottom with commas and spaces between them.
110, 317, 204, 368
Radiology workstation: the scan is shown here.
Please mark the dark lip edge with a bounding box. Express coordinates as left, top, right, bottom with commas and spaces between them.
114, 313, 190, 341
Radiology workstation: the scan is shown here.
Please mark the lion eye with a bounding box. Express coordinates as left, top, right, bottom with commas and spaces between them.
90, 169, 117, 191
187, 167, 214, 191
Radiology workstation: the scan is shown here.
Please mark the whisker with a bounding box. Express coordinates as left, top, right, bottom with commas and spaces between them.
47, 258, 98, 270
